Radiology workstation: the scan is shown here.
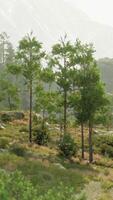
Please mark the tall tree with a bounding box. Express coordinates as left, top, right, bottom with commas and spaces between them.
15, 33, 45, 142
0, 71, 20, 110
51, 35, 76, 134
78, 62, 107, 163
0, 32, 14, 67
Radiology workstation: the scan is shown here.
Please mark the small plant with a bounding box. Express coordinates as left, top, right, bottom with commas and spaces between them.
0, 113, 12, 122
103, 168, 109, 176
10, 143, 27, 157
0, 170, 38, 200
19, 126, 28, 133
34, 125, 49, 146
0, 137, 9, 149
58, 134, 77, 158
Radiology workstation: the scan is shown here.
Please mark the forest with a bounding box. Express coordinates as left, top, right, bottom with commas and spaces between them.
0, 32, 113, 199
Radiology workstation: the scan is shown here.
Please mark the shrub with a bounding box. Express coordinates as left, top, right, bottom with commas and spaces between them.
0, 137, 9, 149
10, 143, 27, 157
105, 145, 113, 157
94, 135, 113, 157
0, 169, 85, 200
34, 125, 49, 146
39, 183, 86, 200
0, 113, 12, 122
19, 126, 28, 133
14, 112, 25, 120
58, 134, 77, 158
0, 170, 38, 200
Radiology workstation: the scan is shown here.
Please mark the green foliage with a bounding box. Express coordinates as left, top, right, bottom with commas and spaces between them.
0, 137, 9, 149
34, 125, 49, 146
0, 113, 12, 122
94, 135, 113, 157
16, 32, 45, 82
10, 143, 27, 157
0, 170, 38, 200
0, 169, 86, 200
59, 134, 77, 158
39, 183, 86, 200
19, 126, 28, 133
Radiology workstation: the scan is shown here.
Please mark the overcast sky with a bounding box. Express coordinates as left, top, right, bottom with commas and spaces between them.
66, 0, 113, 27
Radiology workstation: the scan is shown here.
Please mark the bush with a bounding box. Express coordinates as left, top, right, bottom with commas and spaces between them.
34, 125, 49, 146
105, 145, 113, 157
40, 183, 86, 200
0, 169, 85, 200
10, 143, 27, 157
0, 170, 38, 200
94, 135, 113, 157
58, 134, 77, 158
19, 126, 28, 133
0, 113, 12, 122
14, 112, 25, 120
0, 137, 9, 149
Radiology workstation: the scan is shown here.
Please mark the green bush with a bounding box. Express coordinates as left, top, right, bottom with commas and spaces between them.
0, 113, 12, 122
94, 135, 113, 157
10, 143, 27, 157
0, 169, 86, 200
19, 126, 28, 133
0, 137, 9, 149
58, 134, 77, 158
39, 183, 86, 200
34, 125, 49, 146
0, 170, 38, 200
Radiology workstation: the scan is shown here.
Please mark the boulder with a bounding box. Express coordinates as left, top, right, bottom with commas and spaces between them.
0, 124, 5, 130
53, 163, 66, 170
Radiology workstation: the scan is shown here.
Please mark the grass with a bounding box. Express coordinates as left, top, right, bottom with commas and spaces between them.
0, 123, 113, 199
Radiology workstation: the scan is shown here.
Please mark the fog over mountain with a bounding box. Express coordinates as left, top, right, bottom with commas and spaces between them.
0, 0, 113, 58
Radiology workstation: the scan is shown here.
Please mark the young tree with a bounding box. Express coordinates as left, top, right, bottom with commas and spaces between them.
50, 35, 76, 134
0, 80, 19, 110
15, 33, 45, 142
69, 41, 95, 159
0, 32, 14, 67
79, 62, 107, 163
69, 91, 87, 159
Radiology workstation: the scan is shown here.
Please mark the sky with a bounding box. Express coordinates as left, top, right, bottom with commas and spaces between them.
66, 0, 113, 27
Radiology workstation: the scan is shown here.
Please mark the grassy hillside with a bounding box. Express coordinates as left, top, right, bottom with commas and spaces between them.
0, 119, 113, 199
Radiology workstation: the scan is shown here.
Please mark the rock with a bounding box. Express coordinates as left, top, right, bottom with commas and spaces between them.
0, 124, 5, 130
53, 163, 66, 170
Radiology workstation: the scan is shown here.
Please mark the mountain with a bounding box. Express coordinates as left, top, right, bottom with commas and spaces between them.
98, 58, 113, 93
0, 0, 113, 58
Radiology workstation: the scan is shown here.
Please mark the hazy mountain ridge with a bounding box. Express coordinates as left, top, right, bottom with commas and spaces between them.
0, 0, 113, 57
98, 58, 113, 93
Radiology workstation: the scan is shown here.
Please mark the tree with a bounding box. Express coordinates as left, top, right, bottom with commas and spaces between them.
0, 32, 14, 67
51, 35, 76, 134
69, 91, 87, 159
0, 80, 19, 110
35, 85, 56, 125
78, 62, 107, 163
69, 41, 95, 159
15, 33, 45, 142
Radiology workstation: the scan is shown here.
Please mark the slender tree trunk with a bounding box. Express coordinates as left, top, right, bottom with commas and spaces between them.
89, 121, 93, 163
29, 81, 32, 143
42, 109, 45, 129
2, 40, 5, 65
8, 96, 12, 111
81, 123, 85, 159
64, 90, 67, 134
